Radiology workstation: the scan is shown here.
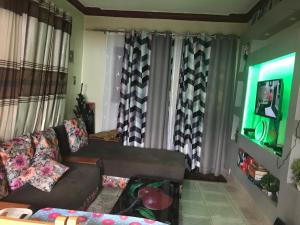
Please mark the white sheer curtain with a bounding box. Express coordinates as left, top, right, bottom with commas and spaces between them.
100, 33, 125, 131
167, 37, 183, 150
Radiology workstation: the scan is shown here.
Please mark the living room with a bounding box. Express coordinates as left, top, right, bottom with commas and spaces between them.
0, 0, 300, 225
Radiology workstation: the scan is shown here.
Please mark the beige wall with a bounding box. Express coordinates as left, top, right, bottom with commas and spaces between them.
52, 0, 84, 120
81, 31, 107, 132
81, 16, 248, 131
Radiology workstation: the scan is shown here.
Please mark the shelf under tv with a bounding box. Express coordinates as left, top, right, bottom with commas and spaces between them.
238, 134, 281, 178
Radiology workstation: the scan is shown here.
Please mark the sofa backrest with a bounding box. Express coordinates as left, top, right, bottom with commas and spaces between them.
53, 125, 71, 156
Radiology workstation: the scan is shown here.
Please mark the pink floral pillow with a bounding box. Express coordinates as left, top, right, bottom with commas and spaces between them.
0, 135, 34, 191
20, 159, 69, 192
64, 118, 88, 152
32, 128, 61, 162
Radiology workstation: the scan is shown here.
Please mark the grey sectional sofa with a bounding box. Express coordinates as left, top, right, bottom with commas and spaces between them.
55, 125, 185, 183
1, 124, 185, 211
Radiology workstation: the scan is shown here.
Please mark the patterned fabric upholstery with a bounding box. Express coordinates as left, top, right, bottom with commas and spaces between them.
64, 118, 88, 152
19, 159, 69, 192
102, 175, 129, 189
32, 128, 61, 162
2, 162, 101, 210
0, 135, 34, 191
31, 208, 168, 225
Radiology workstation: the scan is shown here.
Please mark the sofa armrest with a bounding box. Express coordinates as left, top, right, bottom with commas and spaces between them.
62, 156, 98, 165
0, 201, 30, 209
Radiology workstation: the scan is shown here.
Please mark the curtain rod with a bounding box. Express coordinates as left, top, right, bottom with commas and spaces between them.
86, 28, 217, 38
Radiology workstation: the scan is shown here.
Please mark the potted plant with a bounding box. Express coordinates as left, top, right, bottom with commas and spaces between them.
260, 174, 280, 197
73, 83, 95, 134
291, 159, 300, 191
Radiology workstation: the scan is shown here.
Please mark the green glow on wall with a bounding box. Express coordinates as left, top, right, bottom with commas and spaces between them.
241, 53, 296, 156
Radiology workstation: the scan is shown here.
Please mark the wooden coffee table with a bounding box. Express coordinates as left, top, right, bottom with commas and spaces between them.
111, 176, 180, 225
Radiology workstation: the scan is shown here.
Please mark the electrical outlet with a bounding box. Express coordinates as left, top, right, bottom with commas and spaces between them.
69, 50, 74, 63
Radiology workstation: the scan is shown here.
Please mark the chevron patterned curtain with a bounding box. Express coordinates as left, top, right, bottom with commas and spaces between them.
174, 35, 211, 170
117, 31, 152, 147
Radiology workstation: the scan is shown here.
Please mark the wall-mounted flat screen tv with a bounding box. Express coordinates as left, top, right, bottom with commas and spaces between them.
255, 79, 283, 119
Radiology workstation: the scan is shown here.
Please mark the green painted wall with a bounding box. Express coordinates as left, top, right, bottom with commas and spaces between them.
52, 0, 84, 119
241, 53, 296, 156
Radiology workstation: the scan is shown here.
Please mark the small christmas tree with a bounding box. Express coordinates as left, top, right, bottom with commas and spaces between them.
73, 83, 95, 134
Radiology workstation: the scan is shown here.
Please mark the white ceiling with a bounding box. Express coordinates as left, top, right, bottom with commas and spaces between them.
79, 0, 260, 15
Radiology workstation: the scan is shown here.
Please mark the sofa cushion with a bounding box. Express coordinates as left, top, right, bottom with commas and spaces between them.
0, 135, 34, 191
71, 140, 185, 183
3, 162, 101, 210
32, 128, 61, 162
64, 118, 88, 153
19, 159, 69, 192
53, 125, 71, 156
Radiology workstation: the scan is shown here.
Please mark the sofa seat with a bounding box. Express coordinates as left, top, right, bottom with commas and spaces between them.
71, 139, 185, 183
2, 162, 101, 210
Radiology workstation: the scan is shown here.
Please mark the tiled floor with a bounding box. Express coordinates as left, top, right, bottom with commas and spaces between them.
88, 175, 272, 225
180, 176, 272, 225
225, 176, 272, 225
180, 180, 247, 225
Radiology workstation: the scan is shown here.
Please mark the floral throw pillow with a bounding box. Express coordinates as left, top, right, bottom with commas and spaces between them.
64, 118, 88, 152
20, 159, 69, 192
32, 128, 61, 162
0, 135, 34, 191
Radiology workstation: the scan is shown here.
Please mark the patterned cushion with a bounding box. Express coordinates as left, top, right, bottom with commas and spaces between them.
0, 135, 34, 191
20, 159, 69, 192
102, 175, 129, 189
64, 118, 88, 152
32, 128, 61, 162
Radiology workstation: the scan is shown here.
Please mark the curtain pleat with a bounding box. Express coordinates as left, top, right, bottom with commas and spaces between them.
174, 34, 211, 170
0, 0, 71, 141
117, 31, 152, 147
101, 33, 124, 131
167, 37, 183, 150
0, 5, 24, 140
144, 34, 172, 149
201, 35, 238, 175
